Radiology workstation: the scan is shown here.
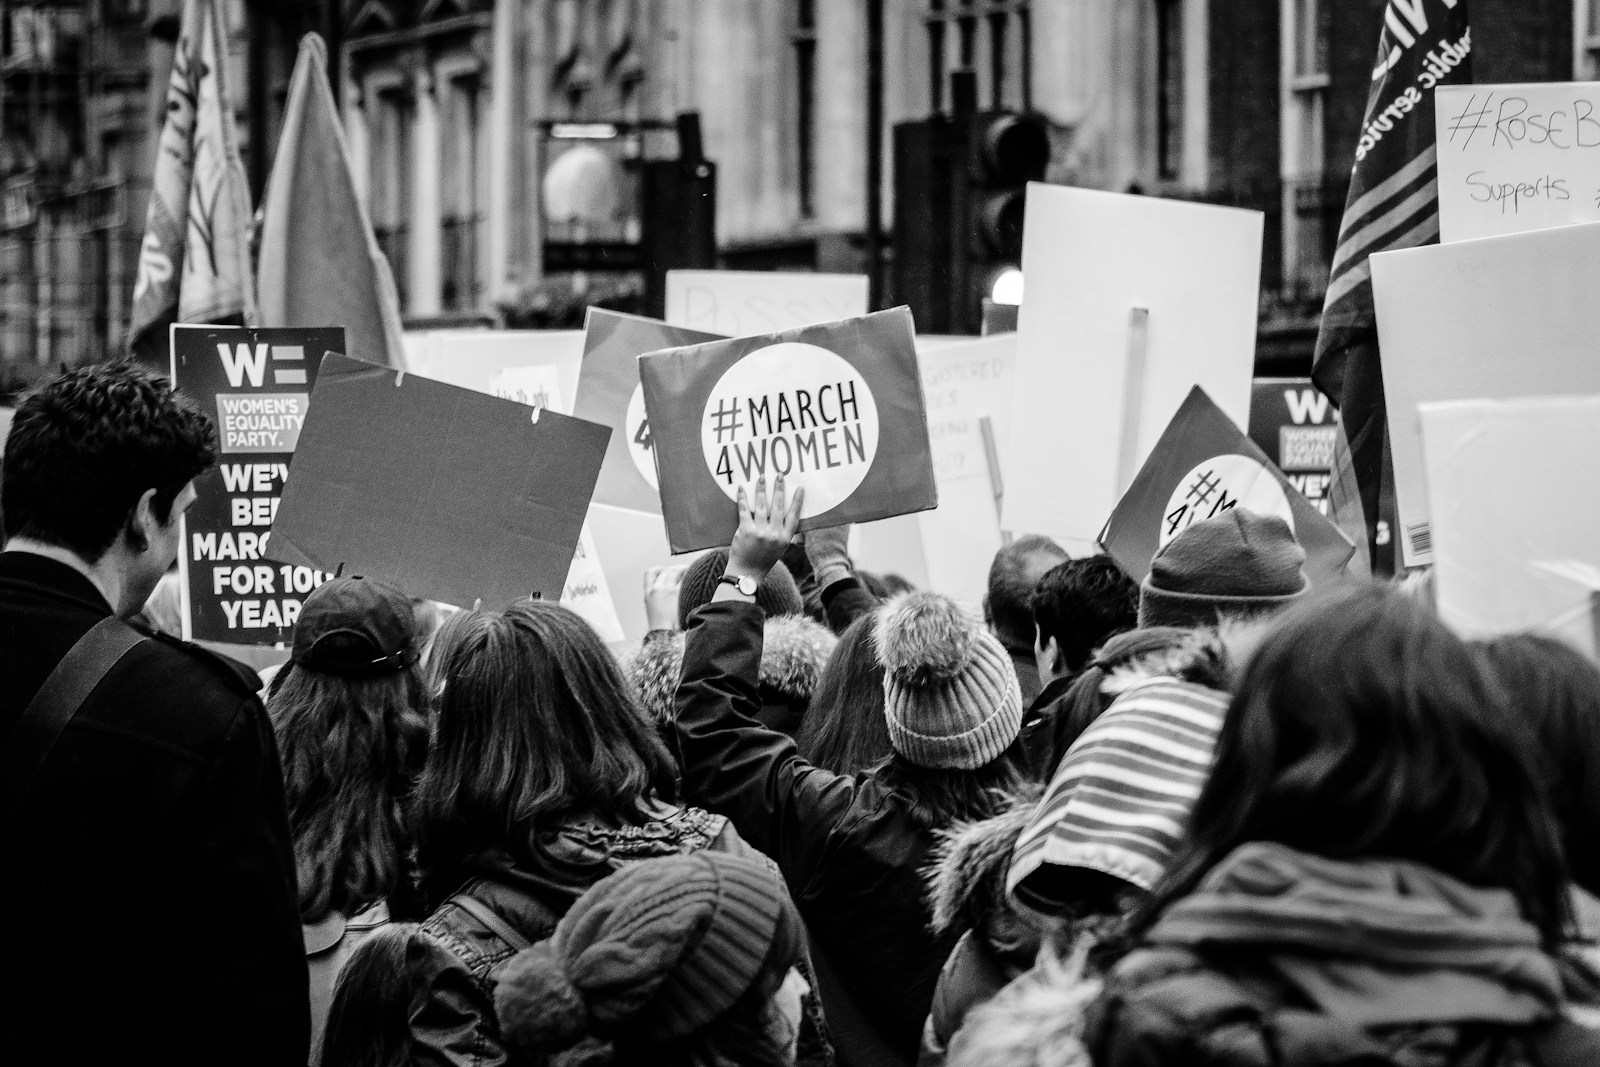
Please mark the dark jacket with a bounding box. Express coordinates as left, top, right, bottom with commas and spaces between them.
405, 800, 758, 1067
1083, 841, 1600, 1067
672, 600, 962, 1067
919, 801, 1042, 1067
0, 552, 308, 1067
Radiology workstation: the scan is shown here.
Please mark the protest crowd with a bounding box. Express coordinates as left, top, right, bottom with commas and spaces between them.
7, 359, 1600, 1067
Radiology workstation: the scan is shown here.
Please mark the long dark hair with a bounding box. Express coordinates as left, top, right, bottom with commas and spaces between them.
796, 613, 892, 774
1128, 585, 1569, 947
1478, 632, 1600, 899
414, 601, 679, 889
874, 738, 1032, 829
319, 922, 420, 1067
268, 663, 430, 922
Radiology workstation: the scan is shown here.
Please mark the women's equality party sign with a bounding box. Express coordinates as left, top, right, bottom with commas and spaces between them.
639, 307, 938, 554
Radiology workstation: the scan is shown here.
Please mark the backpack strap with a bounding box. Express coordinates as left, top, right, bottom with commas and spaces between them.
1, 616, 146, 817
450, 892, 535, 953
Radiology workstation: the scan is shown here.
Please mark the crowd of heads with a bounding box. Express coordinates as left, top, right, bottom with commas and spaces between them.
12, 362, 1600, 1066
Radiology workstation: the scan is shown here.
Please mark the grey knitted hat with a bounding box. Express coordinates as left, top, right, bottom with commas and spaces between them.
875, 592, 1023, 770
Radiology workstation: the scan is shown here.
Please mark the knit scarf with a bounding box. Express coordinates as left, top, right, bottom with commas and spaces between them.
1145, 841, 1564, 1028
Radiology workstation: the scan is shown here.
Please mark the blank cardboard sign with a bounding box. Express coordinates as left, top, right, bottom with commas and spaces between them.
1371, 220, 1600, 567
1421, 395, 1600, 658
1001, 185, 1262, 542
269, 353, 610, 610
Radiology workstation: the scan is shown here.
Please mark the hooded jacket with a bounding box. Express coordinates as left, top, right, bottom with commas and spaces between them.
1082, 841, 1600, 1067
628, 614, 837, 736
402, 799, 757, 1067
918, 799, 1042, 1067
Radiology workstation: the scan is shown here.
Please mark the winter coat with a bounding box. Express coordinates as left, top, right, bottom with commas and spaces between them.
628, 613, 836, 736
404, 799, 756, 1067
671, 600, 962, 1067
304, 901, 392, 1062
0, 552, 308, 1067
918, 800, 1042, 1067
1082, 841, 1600, 1067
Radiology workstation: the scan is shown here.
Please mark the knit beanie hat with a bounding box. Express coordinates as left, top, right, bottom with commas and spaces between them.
1139, 509, 1309, 630
876, 592, 1023, 771
677, 549, 805, 630
494, 853, 804, 1055
1008, 677, 1229, 916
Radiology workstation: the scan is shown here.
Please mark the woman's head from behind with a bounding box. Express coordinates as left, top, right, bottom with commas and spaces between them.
1143, 585, 1568, 943
415, 600, 677, 881
269, 576, 430, 922
1478, 632, 1600, 899
795, 612, 891, 774
495, 852, 808, 1067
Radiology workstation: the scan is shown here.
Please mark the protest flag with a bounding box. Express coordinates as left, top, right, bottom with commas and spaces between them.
1311, 0, 1471, 575
127, 0, 257, 368
257, 34, 405, 369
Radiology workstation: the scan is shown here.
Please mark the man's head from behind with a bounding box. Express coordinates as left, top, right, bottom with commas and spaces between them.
1031, 555, 1139, 682
1138, 508, 1309, 631
3, 364, 215, 606
984, 535, 1070, 653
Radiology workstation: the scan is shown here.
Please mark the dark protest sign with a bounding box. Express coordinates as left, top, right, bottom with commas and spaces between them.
640, 307, 937, 554
268, 353, 610, 609
1248, 377, 1338, 516
171, 324, 342, 643
573, 309, 723, 515
1101, 385, 1355, 588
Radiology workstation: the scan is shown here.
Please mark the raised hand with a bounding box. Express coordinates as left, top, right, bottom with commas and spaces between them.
728, 474, 804, 582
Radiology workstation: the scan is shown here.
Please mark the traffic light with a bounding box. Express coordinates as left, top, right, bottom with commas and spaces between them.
891, 86, 1049, 334
953, 110, 1049, 334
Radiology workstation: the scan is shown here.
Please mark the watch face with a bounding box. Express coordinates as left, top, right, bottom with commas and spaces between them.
737, 575, 758, 596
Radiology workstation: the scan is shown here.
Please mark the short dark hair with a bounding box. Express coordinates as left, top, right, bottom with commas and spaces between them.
1478, 632, 1600, 900
414, 601, 679, 894
1030, 556, 1139, 674
268, 662, 431, 922
2, 363, 216, 560
984, 536, 1069, 651
1129, 586, 1569, 947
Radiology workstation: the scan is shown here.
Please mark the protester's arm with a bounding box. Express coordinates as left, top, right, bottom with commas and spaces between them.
643, 563, 687, 633
804, 523, 882, 633
674, 476, 860, 874
187, 697, 310, 1067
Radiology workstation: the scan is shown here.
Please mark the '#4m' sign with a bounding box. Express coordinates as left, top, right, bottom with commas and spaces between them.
171, 325, 344, 644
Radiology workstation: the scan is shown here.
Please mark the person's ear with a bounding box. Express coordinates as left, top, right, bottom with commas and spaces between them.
125, 488, 161, 554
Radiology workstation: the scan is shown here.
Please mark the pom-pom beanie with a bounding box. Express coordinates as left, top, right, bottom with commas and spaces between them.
1138, 509, 1309, 630
677, 549, 804, 630
494, 852, 804, 1055
876, 592, 1023, 771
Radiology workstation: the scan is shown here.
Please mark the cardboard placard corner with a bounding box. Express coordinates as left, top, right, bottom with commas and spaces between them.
639, 306, 936, 554
1100, 385, 1355, 590
1419, 393, 1600, 659
269, 352, 610, 610
170, 324, 346, 645
1000, 185, 1263, 543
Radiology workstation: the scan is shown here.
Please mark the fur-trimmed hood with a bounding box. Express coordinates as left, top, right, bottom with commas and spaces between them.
624, 614, 837, 725
1097, 628, 1231, 699
943, 942, 1101, 1067
924, 794, 1041, 938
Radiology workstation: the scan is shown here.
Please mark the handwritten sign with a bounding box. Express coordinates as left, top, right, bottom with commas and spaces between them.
665, 270, 868, 336
1435, 83, 1600, 242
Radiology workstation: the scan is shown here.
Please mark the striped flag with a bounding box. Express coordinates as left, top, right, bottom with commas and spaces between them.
1313, 0, 1472, 574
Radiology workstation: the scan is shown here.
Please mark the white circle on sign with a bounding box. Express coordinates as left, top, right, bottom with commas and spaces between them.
625, 383, 659, 489
700, 342, 880, 518
1159, 454, 1295, 548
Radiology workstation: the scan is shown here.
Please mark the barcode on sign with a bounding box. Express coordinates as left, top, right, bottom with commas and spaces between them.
1405, 521, 1433, 560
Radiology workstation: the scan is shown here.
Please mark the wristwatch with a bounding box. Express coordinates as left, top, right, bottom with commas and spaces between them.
718, 573, 759, 597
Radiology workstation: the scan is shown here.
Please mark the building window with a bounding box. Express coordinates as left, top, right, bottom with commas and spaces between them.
1155, 0, 1183, 181
1283, 0, 1331, 297
925, 1, 1031, 114
370, 87, 413, 309
794, 0, 817, 217
440, 73, 482, 312
1582, 0, 1600, 78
